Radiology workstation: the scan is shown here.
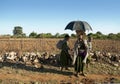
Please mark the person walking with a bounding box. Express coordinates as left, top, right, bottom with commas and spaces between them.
60, 34, 72, 71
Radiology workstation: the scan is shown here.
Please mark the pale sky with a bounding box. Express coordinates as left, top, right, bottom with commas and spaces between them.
0, 0, 120, 35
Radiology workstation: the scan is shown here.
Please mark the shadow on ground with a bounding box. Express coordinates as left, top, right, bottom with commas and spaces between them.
0, 61, 73, 76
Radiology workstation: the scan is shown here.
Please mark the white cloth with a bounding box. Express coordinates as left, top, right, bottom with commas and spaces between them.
72, 39, 89, 65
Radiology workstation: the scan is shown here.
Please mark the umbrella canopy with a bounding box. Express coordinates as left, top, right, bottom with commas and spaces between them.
65, 21, 92, 32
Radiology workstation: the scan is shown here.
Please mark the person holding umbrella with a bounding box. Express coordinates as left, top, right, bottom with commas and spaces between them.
65, 20, 92, 77
73, 30, 89, 77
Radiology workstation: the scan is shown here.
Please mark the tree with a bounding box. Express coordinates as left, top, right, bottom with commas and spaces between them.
107, 33, 117, 40
87, 33, 93, 36
45, 33, 53, 38
29, 32, 37, 38
93, 31, 103, 39
116, 33, 120, 39
59, 33, 68, 38
36, 33, 44, 38
71, 33, 76, 38
21, 33, 26, 38
13, 26, 26, 38
54, 33, 60, 38
96, 31, 102, 35
13, 26, 23, 36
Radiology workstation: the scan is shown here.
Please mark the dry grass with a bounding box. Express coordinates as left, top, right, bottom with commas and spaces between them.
0, 38, 120, 83
92, 39, 120, 53
0, 38, 120, 54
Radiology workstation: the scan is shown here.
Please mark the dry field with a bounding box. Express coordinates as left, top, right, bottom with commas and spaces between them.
0, 38, 120, 53
0, 38, 120, 84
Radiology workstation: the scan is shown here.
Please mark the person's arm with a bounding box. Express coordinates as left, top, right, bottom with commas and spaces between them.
84, 39, 89, 51
72, 41, 78, 65
83, 39, 89, 63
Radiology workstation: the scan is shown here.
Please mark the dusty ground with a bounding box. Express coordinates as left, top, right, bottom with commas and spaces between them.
0, 62, 120, 84
0, 72, 120, 84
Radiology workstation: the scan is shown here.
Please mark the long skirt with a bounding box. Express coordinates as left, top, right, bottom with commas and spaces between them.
74, 55, 85, 73
60, 50, 69, 67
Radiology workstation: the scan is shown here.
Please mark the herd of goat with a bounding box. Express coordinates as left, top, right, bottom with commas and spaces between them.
0, 50, 120, 69
0, 51, 60, 68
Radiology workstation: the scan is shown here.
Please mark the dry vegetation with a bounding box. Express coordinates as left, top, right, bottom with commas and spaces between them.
0, 38, 120, 53
0, 38, 120, 84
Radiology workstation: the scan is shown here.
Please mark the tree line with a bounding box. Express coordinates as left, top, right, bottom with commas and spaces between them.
1, 26, 120, 40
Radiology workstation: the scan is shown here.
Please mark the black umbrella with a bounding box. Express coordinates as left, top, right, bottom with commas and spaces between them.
65, 21, 92, 32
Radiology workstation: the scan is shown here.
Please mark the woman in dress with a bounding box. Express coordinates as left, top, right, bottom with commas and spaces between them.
60, 34, 72, 71
73, 30, 88, 77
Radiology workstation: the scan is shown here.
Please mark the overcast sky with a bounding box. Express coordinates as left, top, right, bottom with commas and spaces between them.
0, 0, 120, 35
